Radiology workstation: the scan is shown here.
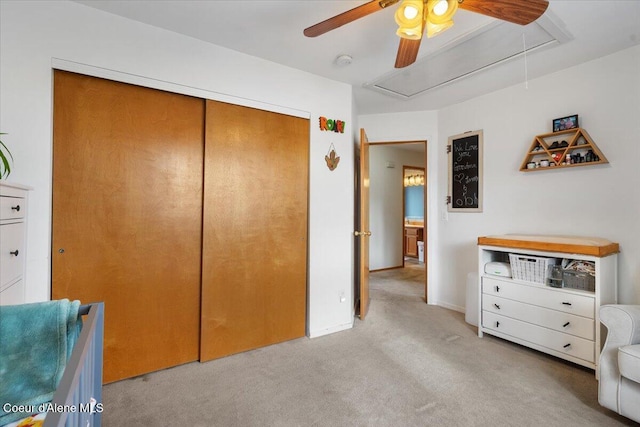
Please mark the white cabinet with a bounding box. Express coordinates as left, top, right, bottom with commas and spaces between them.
0, 182, 31, 305
477, 235, 618, 372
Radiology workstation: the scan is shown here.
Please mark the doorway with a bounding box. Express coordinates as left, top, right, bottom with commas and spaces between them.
402, 165, 425, 264
366, 140, 428, 303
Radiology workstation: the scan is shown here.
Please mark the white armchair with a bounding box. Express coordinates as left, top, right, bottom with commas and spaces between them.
598, 305, 640, 423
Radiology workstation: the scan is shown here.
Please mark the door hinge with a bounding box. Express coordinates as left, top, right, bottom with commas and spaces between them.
446, 196, 451, 205
446, 144, 452, 154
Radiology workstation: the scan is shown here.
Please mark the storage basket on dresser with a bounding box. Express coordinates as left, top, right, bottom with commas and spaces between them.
563, 269, 595, 292
508, 253, 558, 283
477, 235, 619, 375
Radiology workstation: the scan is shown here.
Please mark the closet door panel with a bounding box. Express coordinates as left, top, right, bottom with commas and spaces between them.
201, 100, 309, 361
52, 70, 204, 383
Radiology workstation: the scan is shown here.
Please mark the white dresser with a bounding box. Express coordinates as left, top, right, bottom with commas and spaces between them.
478, 235, 618, 372
0, 182, 31, 305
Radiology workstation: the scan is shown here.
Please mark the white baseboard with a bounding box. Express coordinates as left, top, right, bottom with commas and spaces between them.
308, 320, 354, 338
435, 301, 465, 313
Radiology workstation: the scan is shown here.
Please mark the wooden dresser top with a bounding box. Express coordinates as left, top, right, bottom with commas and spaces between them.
477, 234, 619, 257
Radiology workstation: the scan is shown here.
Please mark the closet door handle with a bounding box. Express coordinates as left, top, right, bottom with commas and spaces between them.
11, 205, 21, 212
10, 249, 19, 256
494, 303, 501, 309
563, 322, 570, 328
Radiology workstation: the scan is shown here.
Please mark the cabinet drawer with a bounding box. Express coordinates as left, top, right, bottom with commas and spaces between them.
405, 228, 419, 236
0, 222, 25, 288
482, 311, 595, 363
0, 196, 26, 220
482, 277, 594, 319
0, 279, 24, 306
483, 294, 594, 340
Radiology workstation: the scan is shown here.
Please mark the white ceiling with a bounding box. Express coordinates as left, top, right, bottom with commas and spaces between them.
74, 0, 640, 115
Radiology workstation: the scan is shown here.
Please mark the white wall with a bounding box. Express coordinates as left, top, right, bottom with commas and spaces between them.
0, 0, 354, 337
369, 146, 425, 270
361, 45, 640, 311
359, 111, 439, 301
437, 44, 640, 310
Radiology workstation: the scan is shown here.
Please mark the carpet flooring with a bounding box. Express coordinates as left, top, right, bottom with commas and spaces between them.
102, 262, 634, 426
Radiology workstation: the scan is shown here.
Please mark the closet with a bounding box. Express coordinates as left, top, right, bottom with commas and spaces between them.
52, 71, 309, 383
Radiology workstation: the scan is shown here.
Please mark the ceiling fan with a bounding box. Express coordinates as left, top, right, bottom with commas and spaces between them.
304, 0, 549, 68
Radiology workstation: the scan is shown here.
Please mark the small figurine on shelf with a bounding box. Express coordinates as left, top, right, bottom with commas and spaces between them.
585, 150, 600, 162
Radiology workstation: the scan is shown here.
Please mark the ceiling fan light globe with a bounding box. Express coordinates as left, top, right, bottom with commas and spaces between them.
426, 18, 453, 38
395, 0, 424, 40
427, 0, 458, 24
432, 0, 449, 16
396, 26, 422, 40
404, 5, 419, 19
395, 1, 424, 26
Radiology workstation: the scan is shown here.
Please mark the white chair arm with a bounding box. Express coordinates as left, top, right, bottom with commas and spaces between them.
598, 305, 640, 412
600, 305, 640, 348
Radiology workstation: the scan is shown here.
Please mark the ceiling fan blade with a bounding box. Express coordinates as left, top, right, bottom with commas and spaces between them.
458, 0, 549, 26
395, 37, 422, 68
304, 0, 400, 37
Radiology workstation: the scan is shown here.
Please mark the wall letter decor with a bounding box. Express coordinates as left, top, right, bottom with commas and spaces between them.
319, 116, 345, 133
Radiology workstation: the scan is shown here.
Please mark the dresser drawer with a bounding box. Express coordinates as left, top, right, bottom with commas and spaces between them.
0, 195, 26, 221
482, 311, 595, 363
482, 277, 595, 319
483, 294, 594, 340
0, 222, 25, 288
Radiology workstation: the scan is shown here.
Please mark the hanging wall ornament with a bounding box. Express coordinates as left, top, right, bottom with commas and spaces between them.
325, 143, 340, 171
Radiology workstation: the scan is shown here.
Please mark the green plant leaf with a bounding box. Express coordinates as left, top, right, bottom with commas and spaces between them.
0, 133, 14, 179
0, 151, 10, 179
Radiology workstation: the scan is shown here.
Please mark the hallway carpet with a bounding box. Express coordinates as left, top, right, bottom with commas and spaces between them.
102, 265, 632, 426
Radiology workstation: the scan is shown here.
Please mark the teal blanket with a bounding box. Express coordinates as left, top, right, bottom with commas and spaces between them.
0, 299, 81, 426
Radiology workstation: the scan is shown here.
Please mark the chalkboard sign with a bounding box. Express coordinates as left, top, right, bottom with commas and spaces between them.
448, 130, 483, 212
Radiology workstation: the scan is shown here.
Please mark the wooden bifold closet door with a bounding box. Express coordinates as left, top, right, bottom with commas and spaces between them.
52, 71, 204, 383
200, 100, 309, 361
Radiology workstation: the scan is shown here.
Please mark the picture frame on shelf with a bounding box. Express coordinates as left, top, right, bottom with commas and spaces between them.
552, 114, 579, 132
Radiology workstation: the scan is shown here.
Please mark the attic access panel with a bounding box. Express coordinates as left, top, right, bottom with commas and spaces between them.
366, 17, 569, 99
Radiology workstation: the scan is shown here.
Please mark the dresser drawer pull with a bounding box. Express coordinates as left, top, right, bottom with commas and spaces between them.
11, 205, 21, 212
496, 321, 500, 328
562, 302, 572, 306
495, 286, 500, 292
563, 343, 571, 348
494, 303, 501, 309
9, 249, 19, 256
563, 321, 570, 328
